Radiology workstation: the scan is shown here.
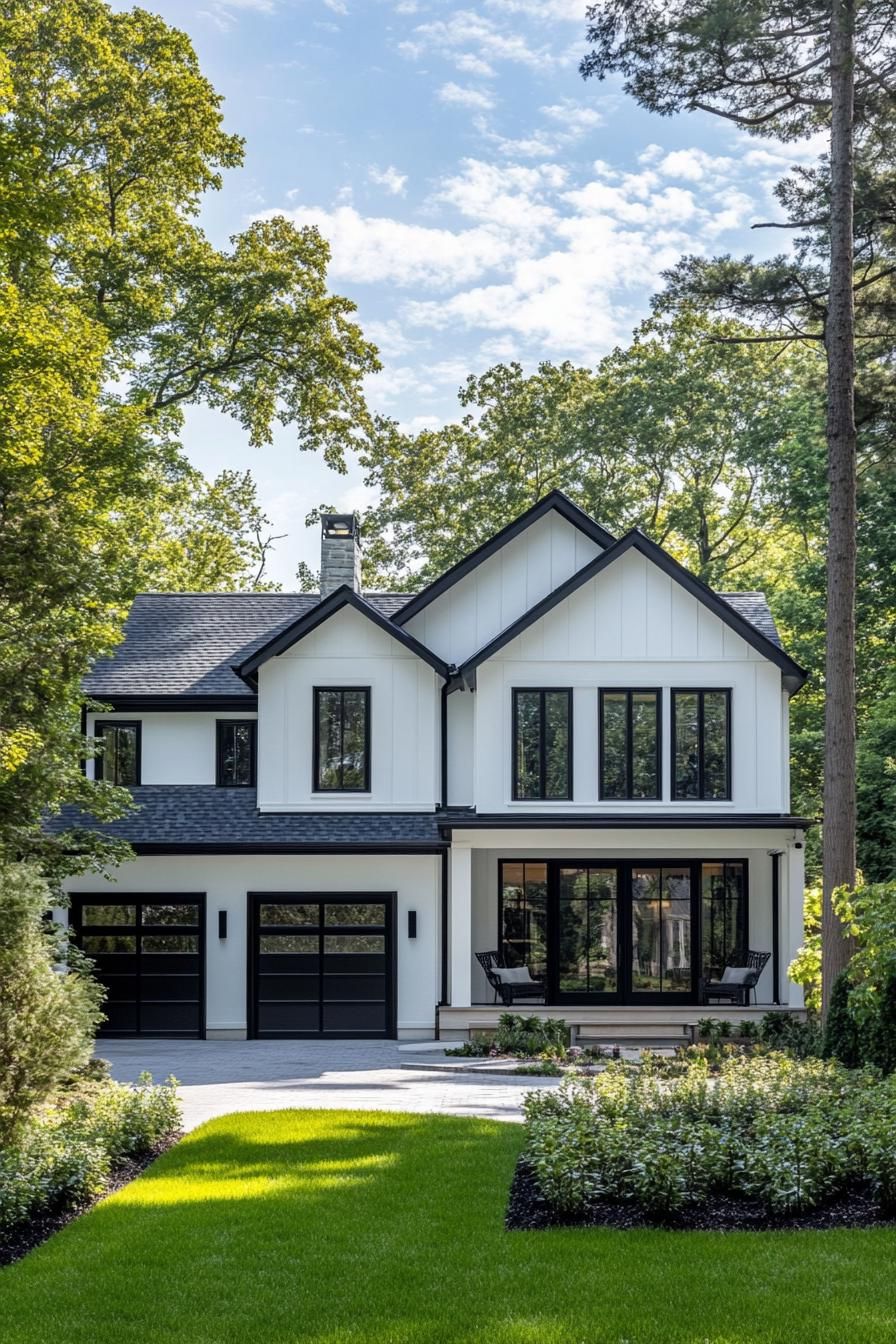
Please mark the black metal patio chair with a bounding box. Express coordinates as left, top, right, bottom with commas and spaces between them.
476, 951, 546, 1007
699, 949, 770, 1007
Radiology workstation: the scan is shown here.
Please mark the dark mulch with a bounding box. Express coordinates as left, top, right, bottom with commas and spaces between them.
0, 1133, 182, 1269
506, 1155, 896, 1233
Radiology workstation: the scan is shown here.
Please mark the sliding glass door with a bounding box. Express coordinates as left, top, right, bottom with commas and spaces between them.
498, 859, 745, 1005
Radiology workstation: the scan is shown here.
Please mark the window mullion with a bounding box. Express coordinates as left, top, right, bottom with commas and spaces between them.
626, 691, 633, 800
338, 691, 346, 791
698, 692, 705, 800
539, 690, 547, 799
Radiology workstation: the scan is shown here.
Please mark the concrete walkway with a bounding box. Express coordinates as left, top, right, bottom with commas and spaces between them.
101, 1039, 559, 1130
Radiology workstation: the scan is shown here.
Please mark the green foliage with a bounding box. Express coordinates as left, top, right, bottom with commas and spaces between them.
0, 1072, 179, 1229
524, 1053, 890, 1219
495, 1014, 569, 1057
0, 0, 378, 868
823, 971, 862, 1068
788, 882, 823, 1011
0, 863, 104, 1145
354, 310, 822, 590
757, 1012, 823, 1060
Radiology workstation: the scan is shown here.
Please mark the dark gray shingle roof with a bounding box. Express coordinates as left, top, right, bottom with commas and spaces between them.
718, 593, 781, 648
48, 787, 447, 849
84, 592, 413, 698
84, 586, 783, 700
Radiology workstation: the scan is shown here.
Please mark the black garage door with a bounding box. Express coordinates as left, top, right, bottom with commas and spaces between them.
249, 894, 395, 1038
71, 896, 205, 1038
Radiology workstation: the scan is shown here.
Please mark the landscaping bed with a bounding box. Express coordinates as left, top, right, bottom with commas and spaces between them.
0, 1065, 181, 1266
518, 1050, 896, 1232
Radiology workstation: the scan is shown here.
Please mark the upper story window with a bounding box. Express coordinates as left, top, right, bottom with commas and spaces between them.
599, 689, 661, 800
94, 721, 140, 785
216, 720, 256, 787
672, 689, 731, 801
512, 688, 572, 801
314, 687, 370, 792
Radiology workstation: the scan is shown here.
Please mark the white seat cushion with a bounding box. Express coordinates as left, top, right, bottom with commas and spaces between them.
721, 966, 753, 985
494, 967, 537, 985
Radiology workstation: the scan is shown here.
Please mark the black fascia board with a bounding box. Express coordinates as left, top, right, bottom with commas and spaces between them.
234, 586, 450, 686
391, 490, 616, 628
84, 694, 258, 712
437, 813, 812, 834
454, 530, 808, 693
132, 841, 448, 855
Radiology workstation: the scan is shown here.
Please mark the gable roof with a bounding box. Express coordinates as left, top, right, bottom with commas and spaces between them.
391, 489, 616, 627
84, 591, 412, 700
453, 529, 807, 693
235, 586, 450, 688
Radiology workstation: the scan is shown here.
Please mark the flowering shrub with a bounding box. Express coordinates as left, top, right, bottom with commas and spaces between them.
524, 1052, 894, 1218
0, 1073, 180, 1230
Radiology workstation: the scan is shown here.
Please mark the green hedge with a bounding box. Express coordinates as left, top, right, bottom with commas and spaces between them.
524, 1052, 896, 1218
0, 1072, 180, 1230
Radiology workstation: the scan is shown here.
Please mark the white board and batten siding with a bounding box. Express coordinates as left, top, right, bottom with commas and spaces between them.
256, 605, 440, 811
404, 510, 604, 666
83, 711, 257, 786
471, 548, 788, 814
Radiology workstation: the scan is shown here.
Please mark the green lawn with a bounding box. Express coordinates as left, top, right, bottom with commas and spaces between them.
2, 1109, 895, 1344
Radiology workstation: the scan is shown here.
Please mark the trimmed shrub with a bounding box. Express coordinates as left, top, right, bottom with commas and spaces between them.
0, 1073, 180, 1230
523, 1052, 886, 1220
0, 863, 104, 1145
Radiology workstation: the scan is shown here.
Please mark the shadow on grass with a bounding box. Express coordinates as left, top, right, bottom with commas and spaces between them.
1, 1109, 895, 1344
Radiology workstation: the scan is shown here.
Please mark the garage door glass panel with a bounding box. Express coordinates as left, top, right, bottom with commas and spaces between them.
142, 904, 199, 926
142, 935, 198, 954
259, 935, 318, 954
324, 903, 386, 926
260, 904, 317, 926
83, 934, 137, 955
82, 905, 135, 926
324, 934, 385, 954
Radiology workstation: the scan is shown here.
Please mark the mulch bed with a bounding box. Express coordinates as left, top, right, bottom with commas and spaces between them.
506, 1155, 896, 1233
0, 1133, 182, 1268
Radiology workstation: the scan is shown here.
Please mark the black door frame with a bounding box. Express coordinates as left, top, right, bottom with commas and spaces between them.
498, 858, 749, 1007
70, 893, 207, 1039
247, 891, 397, 1039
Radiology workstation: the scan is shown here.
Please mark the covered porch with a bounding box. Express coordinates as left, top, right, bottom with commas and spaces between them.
442, 822, 807, 1041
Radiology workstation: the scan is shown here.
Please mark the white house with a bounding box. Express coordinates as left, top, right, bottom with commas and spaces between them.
56, 493, 809, 1041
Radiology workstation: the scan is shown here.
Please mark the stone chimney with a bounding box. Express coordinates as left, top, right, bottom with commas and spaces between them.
320, 513, 362, 597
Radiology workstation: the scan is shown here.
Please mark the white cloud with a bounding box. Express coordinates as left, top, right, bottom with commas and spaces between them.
265, 204, 516, 287
434, 158, 563, 240
437, 82, 496, 111
486, 0, 588, 17
401, 10, 554, 71
656, 148, 735, 182
323, 0, 347, 13
540, 100, 604, 134
198, 0, 275, 31
454, 52, 496, 77
368, 164, 408, 196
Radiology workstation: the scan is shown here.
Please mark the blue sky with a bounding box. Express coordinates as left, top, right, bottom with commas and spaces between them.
122, 0, 821, 585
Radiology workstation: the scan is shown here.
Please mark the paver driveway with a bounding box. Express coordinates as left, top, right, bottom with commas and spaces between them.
101, 1038, 558, 1129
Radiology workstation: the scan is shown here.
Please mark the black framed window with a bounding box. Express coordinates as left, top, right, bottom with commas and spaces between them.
499, 861, 548, 980
314, 688, 370, 792
701, 861, 746, 980
512, 688, 572, 801
216, 720, 256, 787
671, 689, 731, 801
94, 721, 141, 785
599, 689, 661, 800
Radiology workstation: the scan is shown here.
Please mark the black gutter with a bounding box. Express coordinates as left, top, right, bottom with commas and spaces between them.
439, 814, 812, 834
131, 842, 448, 856
439, 682, 449, 808
82, 695, 258, 712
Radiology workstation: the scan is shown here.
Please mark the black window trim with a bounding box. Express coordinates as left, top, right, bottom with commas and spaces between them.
94, 719, 142, 785
313, 686, 372, 793
215, 718, 257, 788
670, 687, 732, 802
511, 687, 573, 802
598, 687, 662, 801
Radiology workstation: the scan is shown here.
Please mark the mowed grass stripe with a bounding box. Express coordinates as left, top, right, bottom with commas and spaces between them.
1, 1109, 894, 1344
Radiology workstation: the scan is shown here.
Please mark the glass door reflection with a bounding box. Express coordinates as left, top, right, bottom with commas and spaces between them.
556, 867, 618, 998
630, 866, 693, 995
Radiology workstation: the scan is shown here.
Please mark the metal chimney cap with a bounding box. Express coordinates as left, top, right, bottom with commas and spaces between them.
321, 513, 357, 539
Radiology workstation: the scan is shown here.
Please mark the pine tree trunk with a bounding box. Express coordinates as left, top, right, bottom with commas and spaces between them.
822, 0, 858, 1017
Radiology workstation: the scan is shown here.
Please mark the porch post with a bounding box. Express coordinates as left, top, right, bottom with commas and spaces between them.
786, 842, 806, 1008
449, 844, 472, 1007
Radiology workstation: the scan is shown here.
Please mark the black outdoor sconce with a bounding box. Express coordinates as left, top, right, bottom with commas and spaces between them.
407, 910, 417, 939
218, 910, 228, 939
